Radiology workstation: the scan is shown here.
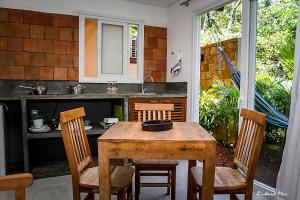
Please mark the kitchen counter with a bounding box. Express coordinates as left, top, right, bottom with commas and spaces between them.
0, 92, 187, 100
0, 91, 187, 172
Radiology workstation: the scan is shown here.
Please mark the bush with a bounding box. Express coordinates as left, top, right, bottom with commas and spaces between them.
199, 78, 239, 145
200, 77, 289, 150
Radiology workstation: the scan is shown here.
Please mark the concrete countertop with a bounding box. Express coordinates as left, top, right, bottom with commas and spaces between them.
0, 93, 187, 100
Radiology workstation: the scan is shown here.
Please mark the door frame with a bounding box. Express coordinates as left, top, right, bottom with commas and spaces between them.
191, 0, 256, 122
191, 0, 278, 191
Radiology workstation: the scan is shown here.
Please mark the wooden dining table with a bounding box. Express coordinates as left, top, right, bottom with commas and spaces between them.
98, 122, 216, 200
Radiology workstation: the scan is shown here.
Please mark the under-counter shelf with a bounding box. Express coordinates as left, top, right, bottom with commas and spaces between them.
27, 124, 106, 139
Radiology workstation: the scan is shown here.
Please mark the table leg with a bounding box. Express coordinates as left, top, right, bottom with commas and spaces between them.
187, 160, 196, 200
99, 142, 111, 200
201, 153, 216, 199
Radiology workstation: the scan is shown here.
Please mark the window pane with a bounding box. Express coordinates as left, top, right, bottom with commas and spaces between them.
128, 24, 138, 79
101, 24, 123, 75
84, 18, 98, 77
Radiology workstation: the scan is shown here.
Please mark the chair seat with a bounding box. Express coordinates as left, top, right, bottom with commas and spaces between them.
191, 166, 247, 191
79, 166, 135, 193
132, 159, 179, 167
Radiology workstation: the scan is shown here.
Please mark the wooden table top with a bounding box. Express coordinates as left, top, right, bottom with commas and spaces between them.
98, 122, 216, 143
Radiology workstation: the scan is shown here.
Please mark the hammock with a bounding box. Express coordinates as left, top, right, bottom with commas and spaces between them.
220, 48, 289, 128
205, 13, 289, 128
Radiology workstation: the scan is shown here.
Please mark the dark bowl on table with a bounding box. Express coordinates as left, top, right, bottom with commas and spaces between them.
142, 120, 173, 132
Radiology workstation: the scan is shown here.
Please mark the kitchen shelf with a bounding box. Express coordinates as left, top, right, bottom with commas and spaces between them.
27, 124, 106, 139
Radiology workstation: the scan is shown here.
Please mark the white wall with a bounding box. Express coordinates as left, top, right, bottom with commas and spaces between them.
0, 0, 167, 27
167, 0, 231, 121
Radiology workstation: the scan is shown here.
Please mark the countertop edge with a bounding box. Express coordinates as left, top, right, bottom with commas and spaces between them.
0, 93, 187, 100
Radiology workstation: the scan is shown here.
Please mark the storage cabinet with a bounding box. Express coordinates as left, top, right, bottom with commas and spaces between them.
128, 97, 187, 122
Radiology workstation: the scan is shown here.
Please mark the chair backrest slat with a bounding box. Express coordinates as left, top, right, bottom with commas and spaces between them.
60, 107, 93, 180
233, 109, 266, 181
134, 103, 174, 122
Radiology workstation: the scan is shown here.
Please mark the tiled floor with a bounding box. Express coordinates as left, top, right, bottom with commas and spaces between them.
0, 161, 274, 200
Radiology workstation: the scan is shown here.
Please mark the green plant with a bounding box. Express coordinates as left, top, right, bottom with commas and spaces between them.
199, 78, 239, 145
199, 90, 218, 133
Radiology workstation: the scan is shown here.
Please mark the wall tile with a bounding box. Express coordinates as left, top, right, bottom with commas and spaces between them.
40, 66, 53, 80
8, 9, 23, 24
144, 48, 153, 60
148, 37, 158, 49
53, 41, 66, 54
59, 54, 73, 67
24, 38, 38, 52
158, 38, 167, 50
9, 66, 24, 79
60, 27, 73, 41
144, 60, 154, 71
30, 25, 44, 39
0, 66, 9, 79
54, 67, 67, 80
0, 23, 14, 37
23, 11, 38, 24
45, 26, 59, 40
45, 54, 59, 67
38, 39, 53, 53
31, 53, 46, 66
66, 41, 78, 55
70, 16, 79, 28
153, 49, 166, 61
73, 28, 79, 41
15, 52, 31, 65
144, 26, 154, 37
24, 66, 39, 80
0, 51, 14, 66
0, 8, 8, 22
0, 37, 7, 50
67, 67, 78, 80
38, 13, 53, 26
156, 60, 167, 72
161, 72, 166, 82
72, 55, 79, 68
15, 23, 29, 38
8, 37, 23, 52
151, 71, 162, 82
53, 14, 68, 27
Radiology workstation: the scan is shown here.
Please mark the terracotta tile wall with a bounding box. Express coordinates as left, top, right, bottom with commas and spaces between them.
0, 8, 167, 82
200, 38, 239, 90
0, 8, 79, 80
144, 25, 167, 82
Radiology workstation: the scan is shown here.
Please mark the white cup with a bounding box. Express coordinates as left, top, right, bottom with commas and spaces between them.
33, 119, 43, 129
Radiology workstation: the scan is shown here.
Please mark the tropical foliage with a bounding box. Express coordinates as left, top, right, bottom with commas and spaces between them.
199, 79, 239, 145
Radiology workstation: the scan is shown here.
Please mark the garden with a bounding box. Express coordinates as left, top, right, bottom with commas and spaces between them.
199, 0, 298, 187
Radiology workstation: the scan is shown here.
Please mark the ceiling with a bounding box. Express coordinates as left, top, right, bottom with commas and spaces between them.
123, 0, 179, 7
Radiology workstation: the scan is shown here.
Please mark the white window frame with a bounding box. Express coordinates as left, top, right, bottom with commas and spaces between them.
79, 14, 144, 83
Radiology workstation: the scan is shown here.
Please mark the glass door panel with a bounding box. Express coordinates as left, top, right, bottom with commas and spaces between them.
253, 0, 298, 187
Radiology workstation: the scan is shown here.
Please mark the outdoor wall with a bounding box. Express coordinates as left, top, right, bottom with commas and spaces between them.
0, 8, 167, 82
200, 38, 239, 90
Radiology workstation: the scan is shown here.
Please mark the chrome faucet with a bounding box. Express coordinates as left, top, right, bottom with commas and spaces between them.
142, 76, 154, 93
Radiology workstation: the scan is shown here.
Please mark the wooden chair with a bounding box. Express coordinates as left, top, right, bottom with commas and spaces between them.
60, 107, 134, 200
133, 103, 178, 200
191, 108, 266, 200
0, 173, 33, 200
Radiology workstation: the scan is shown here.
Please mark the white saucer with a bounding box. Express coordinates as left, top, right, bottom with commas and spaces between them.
29, 125, 51, 133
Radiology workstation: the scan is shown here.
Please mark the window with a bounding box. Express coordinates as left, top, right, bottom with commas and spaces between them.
79, 15, 144, 83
